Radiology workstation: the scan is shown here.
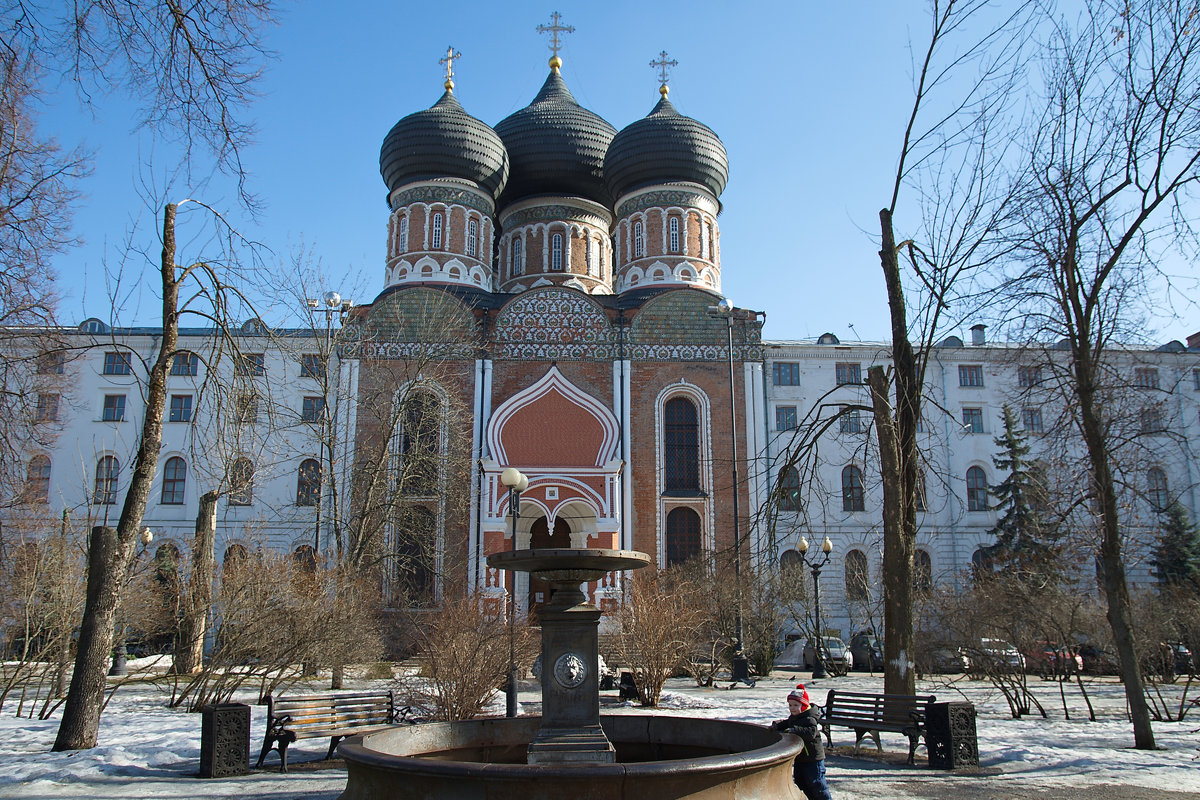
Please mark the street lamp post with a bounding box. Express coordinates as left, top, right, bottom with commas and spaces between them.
500, 467, 529, 718
110, 527, 155, 677
305, 291, 353, 557
797, 535, 834, 680
707, 298, 751, 686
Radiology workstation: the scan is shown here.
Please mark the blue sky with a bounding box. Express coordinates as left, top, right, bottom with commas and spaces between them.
44, 1, 1198, 344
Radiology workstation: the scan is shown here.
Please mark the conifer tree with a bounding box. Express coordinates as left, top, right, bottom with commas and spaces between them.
984, 405, 1059, 575
1153, 502, 1200, 592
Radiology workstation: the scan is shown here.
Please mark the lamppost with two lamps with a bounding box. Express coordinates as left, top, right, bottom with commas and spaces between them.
500, 467, 529, 718
796, 535, 834, 680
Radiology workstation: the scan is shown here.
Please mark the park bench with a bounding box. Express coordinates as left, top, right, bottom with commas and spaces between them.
257, 689, 408, 772
819, 689, 935, 765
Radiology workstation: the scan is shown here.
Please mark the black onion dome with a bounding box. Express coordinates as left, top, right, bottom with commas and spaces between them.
494, 70, 617, 208
380, 90, 509, 199
605, 94, 729, 201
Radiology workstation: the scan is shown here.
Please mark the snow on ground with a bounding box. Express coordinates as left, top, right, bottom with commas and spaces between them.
0, 665, 1197, 799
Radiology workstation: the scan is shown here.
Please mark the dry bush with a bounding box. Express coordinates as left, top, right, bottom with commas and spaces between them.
398, 594, 536, 721
610, 570, 707, 706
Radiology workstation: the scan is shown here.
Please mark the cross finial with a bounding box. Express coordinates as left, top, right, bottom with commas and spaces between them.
537, 11, 574, 70
650, 50, 678, 97
439, 46, 462, 91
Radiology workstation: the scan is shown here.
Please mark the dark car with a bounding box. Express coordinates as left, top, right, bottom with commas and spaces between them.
1164, 642, 1194, 675
849, 632, 884, 672
1077, 642, 1118, 675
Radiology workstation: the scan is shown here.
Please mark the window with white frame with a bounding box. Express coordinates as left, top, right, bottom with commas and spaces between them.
467, 219, 478, 257
512, 237, 523, 275
551, 232, 563, 270
634, 221, 645, 258
431, 212, 443, 249
398, 216, 408, 252
669, 217, 680, 252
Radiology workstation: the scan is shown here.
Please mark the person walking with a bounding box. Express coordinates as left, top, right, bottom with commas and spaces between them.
769, 683, 833, 800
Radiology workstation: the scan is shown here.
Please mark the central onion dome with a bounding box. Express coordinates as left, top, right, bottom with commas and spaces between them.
604, 91, 729, 201
379, 89, 509, 199
494, 65, 617, 209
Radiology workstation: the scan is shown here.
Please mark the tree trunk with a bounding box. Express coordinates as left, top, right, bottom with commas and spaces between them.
174, 491, 217, 675
54, 203, 180, 751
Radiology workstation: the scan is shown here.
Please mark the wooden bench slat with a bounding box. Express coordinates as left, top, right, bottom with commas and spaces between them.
820, 689, 935, 766
257, 690, 401, 773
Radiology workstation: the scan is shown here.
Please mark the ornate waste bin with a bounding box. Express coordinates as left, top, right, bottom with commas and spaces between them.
925, 701, 978, 769
200, 702, 251, 778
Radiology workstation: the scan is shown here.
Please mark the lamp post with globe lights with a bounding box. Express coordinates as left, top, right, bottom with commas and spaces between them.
500, 467, 529, 718
797, 535, 834, 679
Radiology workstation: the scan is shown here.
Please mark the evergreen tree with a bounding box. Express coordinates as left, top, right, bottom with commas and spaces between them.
1153, 502, 1200, 591
984, 405, 1059, 575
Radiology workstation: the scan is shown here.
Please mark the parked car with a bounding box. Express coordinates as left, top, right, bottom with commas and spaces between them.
849, 632, 884, 672
802, 636, 853, 673
921, 647, 969, 674
1025, 642, 1083, 679
1077, 642, 1118, 675
966, 638, 1025, 676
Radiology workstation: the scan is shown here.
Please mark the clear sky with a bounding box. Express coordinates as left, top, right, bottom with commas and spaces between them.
43, 0, 1199, 344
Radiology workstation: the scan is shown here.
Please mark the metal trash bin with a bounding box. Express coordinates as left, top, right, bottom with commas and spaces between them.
200, 702, 251, 778
925, 701, 978, 769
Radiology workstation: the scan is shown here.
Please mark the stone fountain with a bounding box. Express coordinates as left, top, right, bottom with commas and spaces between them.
337, 548, 803, 800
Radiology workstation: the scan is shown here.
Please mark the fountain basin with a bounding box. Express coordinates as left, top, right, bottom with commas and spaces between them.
337, 715, 803, 799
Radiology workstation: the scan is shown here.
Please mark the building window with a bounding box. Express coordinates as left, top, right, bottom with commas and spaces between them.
916, 470, 927, 512
835, 362, 861, 385
398, 390, 439, 495
390, 505, 436, 607
170, 352, 199, 376
845, 549, 869, 601
959, 364, 985, 387
669, 217, 680, 252
38, 352, 65, 374
1021, 406, 1043, 433
966, 465, 988, 511
665, 507, 702, 566
664, 397, 700, 493
841, 465, 865, 512
26, 456, 51, 503
229, 458, 254, 506
168, 394, 192, 423
102, 394, 126, 422
300, 353, 324, 379
1018, 366, 1042, 388
551, 232, 563, 270
913, 549, 933, 596
777, 467, 801, 512
102, 351, 132, 375
161, 456, 186, 505
839, 406, 863, 434
235, 352, 265, 376
398, 216, 409, 252
94, 456, 119, 505
962, 407, 984, 433
780, 548, 802, 572
776, 405, 798, 431
1134, 367, 1159, 389
296, 458, 322, 506
512, 237, 524, 275
301, 396, 326, 423
1193, 368, 1199, 390
35, 393, 60, 422
1139, 405, 1165, 433
467, 219, 478, 257
431, 212, 443, 249
235, 394, 259, 424
1147, 467, 1170, 511
634, 221, 645, 258
773, 362, 800, 386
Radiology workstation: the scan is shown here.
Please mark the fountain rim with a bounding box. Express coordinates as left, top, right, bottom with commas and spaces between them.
486, 548, 652, 575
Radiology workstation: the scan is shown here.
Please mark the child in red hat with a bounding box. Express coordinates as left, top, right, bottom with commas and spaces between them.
769, 683, 833, 799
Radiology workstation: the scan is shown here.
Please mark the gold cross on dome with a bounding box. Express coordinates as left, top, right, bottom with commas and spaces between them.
439, 46, 462, 89
651, 51, 678, 95
537, 11, 574, 60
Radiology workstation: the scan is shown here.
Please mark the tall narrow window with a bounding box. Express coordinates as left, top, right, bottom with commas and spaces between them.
665, 507, 702, 566
841, 465, 865, 512
966, 466, 988, 511
585, 238, 593, 274
94, 456, 119, 505
777, 467, 801, 512
398, 216, 409, 252
913, 549, 933, 596
431, 212, 443, 249
634, 221, 645, 258
391, 505, 436, 607
669, 217, 680, 252
229, 458, 254, 506
845, 549, 869, 601
663, 397, 700, 493
26, 456, 51, 503
161, 457, 186, 504
399, 390, 439, 496
916, 470, 927, 512
467, 219, 478, 257
512, 238, 524, 276
1147, 467, 1170, 511
35, 393, 59, 422
551, 232, 563, 270
297, 458, 321, 506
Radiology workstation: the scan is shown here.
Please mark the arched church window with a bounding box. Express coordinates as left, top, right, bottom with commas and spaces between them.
512, 238, 524, 276
26, 455, 51, 503
161, 456, 187, 505
431, 212, 443, 249
777, 466, 801, 512
669, 217, 680, 253
551, 233, 563, 270
398, 216, 408, 252
94, 456, 119, 505
665, 507, 702, 566
399, 388, 440, 496
966, 466, 988, 511
296, 458, 321, 506
914, 548, 933, 595
845, 548, 869, 601
841, 465, 864, 512
634, 221, 645, 258
467, 219, 478, 258
664, 397, 700, 493
1147, 467, 1169, 511
390, 505, 436, 607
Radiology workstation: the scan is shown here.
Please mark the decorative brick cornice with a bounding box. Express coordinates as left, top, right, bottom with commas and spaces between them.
391, 185, 494, 216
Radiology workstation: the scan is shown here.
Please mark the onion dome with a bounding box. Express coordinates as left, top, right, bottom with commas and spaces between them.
494, 67, 617, 208
379, 89, 509, 199
605, 90, 729, 201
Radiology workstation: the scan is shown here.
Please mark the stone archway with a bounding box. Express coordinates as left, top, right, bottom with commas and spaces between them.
528, 516, 571, 616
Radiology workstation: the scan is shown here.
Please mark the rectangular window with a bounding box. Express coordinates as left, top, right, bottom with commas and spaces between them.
169, 394, 193, 423
102, 394, 126, 422
962, 407, 984, 433
467, 219, 478, 257
235, 394, 259, 424
776, 406, 798, 431
1021, 407, 1044, 434
772, 362, 800, 386
35, 393, 60, 422
1139, 406, 1165, 433
1134, 367, 1160, 389
300, 353, 325, 379
170, 352, 199, 376
1193, 368, 1199, 391
38, 352, 65, 374
959, 364, 985, 387
302, 396, 326, 422
102, 351, 132, 375
235, 352, 265, 376
839, 407, 863, 434
835, 362, 861, 385
1018, 366, 1042, 388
